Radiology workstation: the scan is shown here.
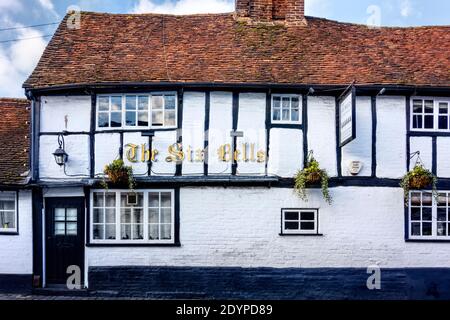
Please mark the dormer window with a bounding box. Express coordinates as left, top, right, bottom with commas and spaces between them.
97, 93, 177, 130
271, 94, 302, 124
411, 98, 450, 132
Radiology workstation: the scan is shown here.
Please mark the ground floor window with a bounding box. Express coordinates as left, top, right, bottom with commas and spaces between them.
408, 191, 450, 240
91, 190, 175, 244
281, 209, 319, 235
0, 191, 17, 234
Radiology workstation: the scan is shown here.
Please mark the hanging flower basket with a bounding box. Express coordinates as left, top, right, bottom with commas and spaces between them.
102, 159, 136, 189
294, 151, 332, 205
400, 164, 437, 204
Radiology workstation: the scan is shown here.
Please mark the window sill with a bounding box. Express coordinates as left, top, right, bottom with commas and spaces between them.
279, 233, 323, 237
86, 242, 181, 247
0, 231, 19, 236
406, 238, 450, 243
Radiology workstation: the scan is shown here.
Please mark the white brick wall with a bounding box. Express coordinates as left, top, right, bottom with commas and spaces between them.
410, 137, 433, 171
376, 96, 407, 178
268, 128, 303, 177
87, 187, 450, 269
307, 96, 337, 177
342, 97, 372, 176
40, 96, 91, 133
40, 135, 90, 179
0, 191, 33, 274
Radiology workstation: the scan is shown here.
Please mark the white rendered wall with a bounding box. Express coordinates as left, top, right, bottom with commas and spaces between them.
95, 133, 121, 175
40, 135, 90, 179
307, 96, 337, 177
40, 96, 91, 133
237, 93, 266, 175
208, 92, 233, 175
151, 130, 177, 176
123, 132, 149, 176
267, 128, 303, 177
182, 92, 205, 175
437, 137, 450, 178
87, 187, 450, 268
409, 137, 433, 171
0, 191, 33, 274
376, 96, 407, 178
341, 97, 372, 177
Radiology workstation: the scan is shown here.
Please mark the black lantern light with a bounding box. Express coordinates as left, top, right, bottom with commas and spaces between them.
53, 133, 68, 166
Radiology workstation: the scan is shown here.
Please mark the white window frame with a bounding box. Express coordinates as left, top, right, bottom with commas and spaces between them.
410, 97, 450, 132
0, 191, 18, 234
408, 191, 450, 241
90, 189, 175, 244
96, 92, 178, 130
271, 94, 302, 125
281, 209, 318, 235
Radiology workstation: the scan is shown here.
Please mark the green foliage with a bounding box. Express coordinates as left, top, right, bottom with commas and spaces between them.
294, 154, 332, 205
102, 159, 136, 190
400, 164, 437, 205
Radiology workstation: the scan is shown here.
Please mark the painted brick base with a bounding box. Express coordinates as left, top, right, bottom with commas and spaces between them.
0, 274, 32, 294
88, 267, 450, 300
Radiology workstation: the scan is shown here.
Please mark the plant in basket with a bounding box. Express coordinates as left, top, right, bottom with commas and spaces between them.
102, 159, 136, 190
294, 151, 332, 204
400, 163, 437, 205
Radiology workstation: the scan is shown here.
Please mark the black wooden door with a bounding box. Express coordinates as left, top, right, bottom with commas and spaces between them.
45, 197, 85, 285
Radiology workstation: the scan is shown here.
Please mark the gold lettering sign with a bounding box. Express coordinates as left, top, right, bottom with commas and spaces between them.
124, 143, 266, 164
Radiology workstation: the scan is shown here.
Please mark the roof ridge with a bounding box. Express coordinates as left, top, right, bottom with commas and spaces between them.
0, 98, 29, 103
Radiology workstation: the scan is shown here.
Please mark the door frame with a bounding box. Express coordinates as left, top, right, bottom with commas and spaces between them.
44, 197, 85, 287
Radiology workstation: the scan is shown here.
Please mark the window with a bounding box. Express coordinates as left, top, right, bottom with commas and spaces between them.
411, 98, 450, 131
281, 209, 318, 235
54, 208, 77, 236
272, 95, 301, 124
97, 93, 177, 129
0, 192, 17, 234
91, 190, 175, 244
408, 191, 450, 240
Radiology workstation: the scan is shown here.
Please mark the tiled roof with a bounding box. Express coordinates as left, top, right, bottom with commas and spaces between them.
24, 12, 450, 89
0, 99, 30, 185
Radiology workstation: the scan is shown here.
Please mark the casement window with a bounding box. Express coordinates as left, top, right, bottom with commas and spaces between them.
97, 93, 177, 129
408, 191, 450, 240
91, 190, 174, 244
271, 94, 302, 124
281, 209, 318, 235
411, 98, 450, 131
0, 192, 17, 234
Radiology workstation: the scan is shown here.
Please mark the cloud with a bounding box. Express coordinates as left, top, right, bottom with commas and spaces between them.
0, 26, 48, 97
132, 0, 234, 15
37, 0, 59, 18
305, 0, 332, 17
400, 0, 413, 17
0, 0, 23, 12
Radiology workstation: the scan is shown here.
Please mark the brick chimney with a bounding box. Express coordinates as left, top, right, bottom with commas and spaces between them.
236, 0, 306, 25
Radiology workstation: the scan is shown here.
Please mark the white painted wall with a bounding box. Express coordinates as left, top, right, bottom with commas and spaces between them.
376, 96, 407, 178
307, 96, 337, 177
409, 137, 433, 171
182, 92, 205, 175
437, 137, 450, 178
39, 135, 90, 179
341, 97, 372, 177
87, 186, 450, 268
0, 191, 33, 274
151, 130, 177, 176
267, 128, 303, 177
208, 92, 233, 175
123, 132, 149, 176
95, 133, 121, 175
40, 96, 91, 133
237, 93, 266, 175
